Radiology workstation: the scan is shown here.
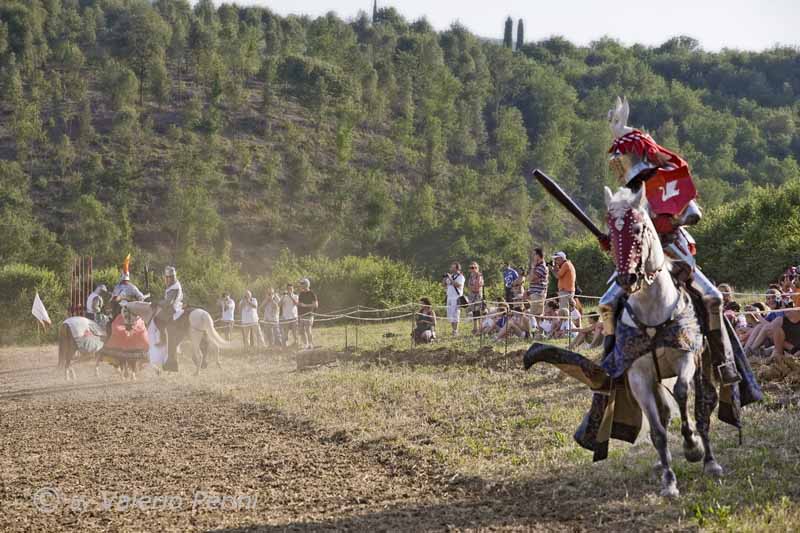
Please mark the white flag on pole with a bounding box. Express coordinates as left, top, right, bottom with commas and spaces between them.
32, 292, 52, 327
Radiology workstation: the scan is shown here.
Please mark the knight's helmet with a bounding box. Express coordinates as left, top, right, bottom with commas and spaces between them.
608, 142, 657, 186
607, 97, 656, 186
119, 254, 131, 282
164, 266, 177, 280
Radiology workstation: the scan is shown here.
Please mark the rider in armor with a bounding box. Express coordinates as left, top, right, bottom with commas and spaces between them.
156, 266, 184, 347
111, 272, 145, 303
597, 97, 740, 386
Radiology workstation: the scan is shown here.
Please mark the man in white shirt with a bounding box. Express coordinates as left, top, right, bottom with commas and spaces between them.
219, 292, 235, 341
280, 283, 299, 347
443, 262, 465, 336
239, 290, 264, 351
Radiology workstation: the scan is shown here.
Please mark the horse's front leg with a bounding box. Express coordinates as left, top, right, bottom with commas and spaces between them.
673, 352, 704, 463
629, 363, 679, 498
694, 366, 724, 477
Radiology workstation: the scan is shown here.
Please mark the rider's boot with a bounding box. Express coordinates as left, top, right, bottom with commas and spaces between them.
695, 271, 741, 386
599, 282, 624, 357
707, 328, 741, 386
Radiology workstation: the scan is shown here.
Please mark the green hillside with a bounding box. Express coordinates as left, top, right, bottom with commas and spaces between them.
1, 0, 799, 283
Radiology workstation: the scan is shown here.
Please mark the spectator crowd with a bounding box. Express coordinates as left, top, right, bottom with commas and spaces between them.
217, 278, 318, 352
413, 248, 595, 347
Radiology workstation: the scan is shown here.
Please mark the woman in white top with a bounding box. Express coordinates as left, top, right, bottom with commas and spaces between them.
280, 284, 299, 347
219, 293, 235, 340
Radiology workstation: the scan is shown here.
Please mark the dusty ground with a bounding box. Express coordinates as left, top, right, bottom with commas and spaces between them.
0, 345, 601, 532
2, 343, 800, 532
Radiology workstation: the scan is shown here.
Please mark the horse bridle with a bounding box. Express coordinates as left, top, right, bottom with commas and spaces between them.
610, 208, 665, 293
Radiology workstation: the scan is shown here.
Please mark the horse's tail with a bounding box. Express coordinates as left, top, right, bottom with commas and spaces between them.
57, 322, 74, 368
198, 310, 232, 349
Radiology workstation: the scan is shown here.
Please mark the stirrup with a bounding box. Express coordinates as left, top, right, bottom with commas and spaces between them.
717, 361, 741, 385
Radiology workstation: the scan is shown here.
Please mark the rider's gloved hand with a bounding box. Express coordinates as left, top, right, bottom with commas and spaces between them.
597, 233, 611, 252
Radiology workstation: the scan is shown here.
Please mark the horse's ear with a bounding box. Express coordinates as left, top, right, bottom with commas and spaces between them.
604, 186, 614, 208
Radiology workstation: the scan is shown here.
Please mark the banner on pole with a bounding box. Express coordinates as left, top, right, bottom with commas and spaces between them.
32, 292, 52, 328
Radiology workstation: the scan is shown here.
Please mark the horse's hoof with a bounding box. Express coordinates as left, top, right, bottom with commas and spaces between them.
683, 437, 705, 463
704, 461, 724, 478
660, 484, 680, 499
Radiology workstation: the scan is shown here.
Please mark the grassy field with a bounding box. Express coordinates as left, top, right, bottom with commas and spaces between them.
194, 314, 800, 531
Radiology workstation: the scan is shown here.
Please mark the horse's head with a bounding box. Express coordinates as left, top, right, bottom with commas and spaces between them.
608, 96, 633, 139
604, 186, 664, 294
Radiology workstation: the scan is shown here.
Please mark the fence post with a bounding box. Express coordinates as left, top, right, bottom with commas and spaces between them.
355, 305, 359, 350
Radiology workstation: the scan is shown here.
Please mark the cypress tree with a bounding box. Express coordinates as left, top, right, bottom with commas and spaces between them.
516, 19, 524, 50
503, 17, 513, 49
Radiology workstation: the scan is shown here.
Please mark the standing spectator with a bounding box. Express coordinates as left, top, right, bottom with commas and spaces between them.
527, 248, 548, 318
262, 288, 282, 347
552, 251, 576, 310
297, 278, 318, 350
240, 291, 264, 351
219, 292, 235, 341
413, 297, 437, 344
466, 262, 484, 334
443, 262, 465, 336
502, 262, 520, 302
280, 283, 299, 347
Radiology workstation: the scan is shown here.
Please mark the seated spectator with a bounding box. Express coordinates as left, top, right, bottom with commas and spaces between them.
718, 284, 741, 313
539, 301, 562, 338
554, 308, 576, 340
569, 315, 604, 350
738, 302, 766, 344
413, 297, 437, 344
771, 287, 800, 364
495, 303, 532, 341
568, 298, 582, 329
479, 304, 509, 336
745, 288, 784, 357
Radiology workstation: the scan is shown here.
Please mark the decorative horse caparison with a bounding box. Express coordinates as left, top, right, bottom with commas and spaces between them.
600, 185, 721, 498
58, 301, 231, 379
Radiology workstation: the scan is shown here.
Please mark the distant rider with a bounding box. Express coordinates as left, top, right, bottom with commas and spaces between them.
85, 284, 107, 322
156, 266, 184, 347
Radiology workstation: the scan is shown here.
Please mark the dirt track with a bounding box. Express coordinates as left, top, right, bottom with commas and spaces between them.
0, 346, 603, 532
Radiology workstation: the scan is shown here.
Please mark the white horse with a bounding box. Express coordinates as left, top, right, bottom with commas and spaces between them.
604, 185, 722, 498
122, 301, 231, 376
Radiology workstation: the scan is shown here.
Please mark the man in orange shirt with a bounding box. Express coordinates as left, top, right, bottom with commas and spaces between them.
552, 251, 576, 309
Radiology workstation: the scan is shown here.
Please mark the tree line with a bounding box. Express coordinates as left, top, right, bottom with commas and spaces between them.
0, 0, 798, 292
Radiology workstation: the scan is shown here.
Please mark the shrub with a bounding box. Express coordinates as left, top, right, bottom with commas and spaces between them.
0, 264, 66, 345
267, 252, 439, 311
694, 179, 800, 288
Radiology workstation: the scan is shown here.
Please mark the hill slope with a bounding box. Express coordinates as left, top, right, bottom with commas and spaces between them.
1, 1, 799, 278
